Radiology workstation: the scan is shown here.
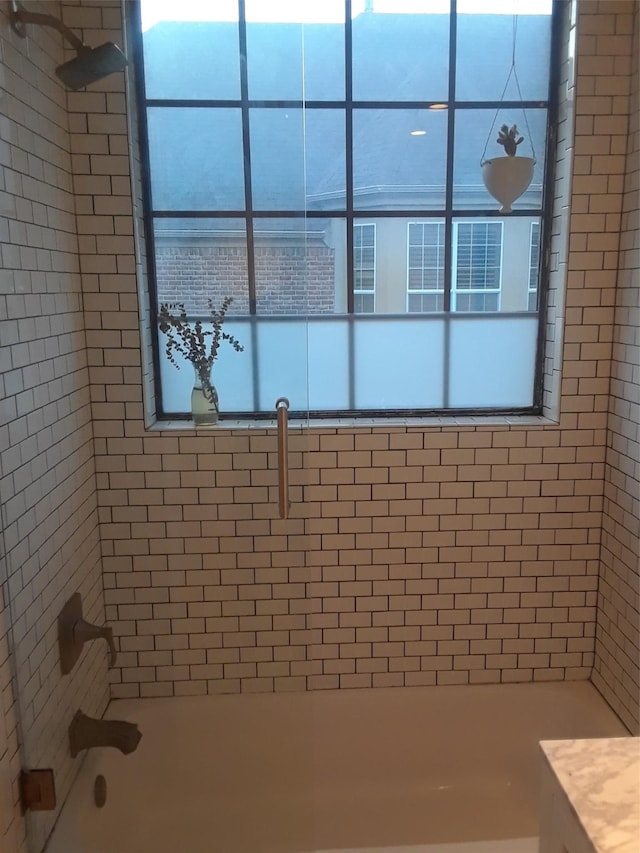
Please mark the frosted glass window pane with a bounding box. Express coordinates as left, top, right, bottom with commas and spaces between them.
449, 316, 537, 408
257, 321, 309, 411
355, 319, 445, 409
308, 321, 349, 410
159, 320, 254, 415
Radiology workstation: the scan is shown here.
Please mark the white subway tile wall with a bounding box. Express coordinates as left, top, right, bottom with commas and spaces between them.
0, 1, 638, 852
0, 1, 111, 849
592, 2, 639, 735
85, 0, 633, 703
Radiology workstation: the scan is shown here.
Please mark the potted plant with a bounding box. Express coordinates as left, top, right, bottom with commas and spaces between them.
481, 123, 535, 213
158, 296, 244, 425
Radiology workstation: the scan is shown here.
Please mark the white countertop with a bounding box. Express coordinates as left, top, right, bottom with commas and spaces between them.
541, 737, 640, 853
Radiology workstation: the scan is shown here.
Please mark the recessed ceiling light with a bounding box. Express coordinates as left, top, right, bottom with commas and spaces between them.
410, 129, 427, 136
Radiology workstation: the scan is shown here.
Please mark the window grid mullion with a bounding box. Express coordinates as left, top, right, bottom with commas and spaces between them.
237, 0, 260, 413
346, 2, 354, 316
442, 0, 458, 408
238, 0, 256, 316
345, 0, 355, 409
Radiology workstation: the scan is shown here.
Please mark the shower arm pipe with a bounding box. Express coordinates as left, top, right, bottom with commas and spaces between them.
10, 1, 86, 52
275, 397, 290, 520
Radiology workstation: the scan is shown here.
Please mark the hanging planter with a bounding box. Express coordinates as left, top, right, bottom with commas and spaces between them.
479, 15, 536, 213
481, 124, 535, 213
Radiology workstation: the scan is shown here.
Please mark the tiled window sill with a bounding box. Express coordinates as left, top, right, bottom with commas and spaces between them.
147, 414, 560, 432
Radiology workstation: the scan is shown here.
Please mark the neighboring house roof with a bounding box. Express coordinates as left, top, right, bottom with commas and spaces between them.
143, 12, 550, 216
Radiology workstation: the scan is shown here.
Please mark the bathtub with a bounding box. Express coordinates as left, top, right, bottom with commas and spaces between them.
45, 681, 628, 853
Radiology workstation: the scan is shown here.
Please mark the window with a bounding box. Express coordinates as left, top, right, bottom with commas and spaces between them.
453, 222, 503, 312
407, 222, 445, 313
136, 0, 556, 418
408, 221, 503, 314
528, 221, 541, 311
354, 224, 376, 313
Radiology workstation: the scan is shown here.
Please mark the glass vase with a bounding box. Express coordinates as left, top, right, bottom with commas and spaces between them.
191, 366, 219, 426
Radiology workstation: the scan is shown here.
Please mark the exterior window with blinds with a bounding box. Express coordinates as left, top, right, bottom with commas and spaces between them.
453, 222, 503, 312
135, 0, 558, 418
354, 223, 376, 313
407, 222, 445, 313
528, 221, 541, 311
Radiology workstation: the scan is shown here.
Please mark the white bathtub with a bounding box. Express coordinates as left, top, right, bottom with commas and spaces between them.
45, 681, 628, 853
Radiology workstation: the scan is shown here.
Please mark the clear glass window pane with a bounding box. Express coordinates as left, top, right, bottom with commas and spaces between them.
154, 218, 249, 314
353, 110, 448, 210
453, 220, 502, 313
141, 1, 241, 100
453, 109, 547, 210
456, 2, 553, 102
455, 216, 539, 313
352, 5, 449, 101
250, 110, 345, 211
147, 109, 245, 211
246, 1, 345, 100
253, 218, 346, 316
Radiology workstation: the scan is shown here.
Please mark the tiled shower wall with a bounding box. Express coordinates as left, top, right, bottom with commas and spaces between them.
592, 2, 639, 735
63, 0, 632, 700
0, 6, 638, 849
0, 2, 109, 851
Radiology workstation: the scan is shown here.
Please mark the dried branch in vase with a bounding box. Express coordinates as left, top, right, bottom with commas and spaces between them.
158, 296, 244, 390
159, 297, 244, 426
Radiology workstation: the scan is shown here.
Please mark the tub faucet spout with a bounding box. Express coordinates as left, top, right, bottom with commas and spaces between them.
69, 710, 142, 757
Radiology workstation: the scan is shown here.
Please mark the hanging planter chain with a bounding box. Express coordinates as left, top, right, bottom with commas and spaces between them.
480, 16, 536, 166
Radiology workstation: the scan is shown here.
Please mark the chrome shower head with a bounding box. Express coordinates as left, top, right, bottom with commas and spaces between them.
9, 0, 128, 90
56, 43, 128, 91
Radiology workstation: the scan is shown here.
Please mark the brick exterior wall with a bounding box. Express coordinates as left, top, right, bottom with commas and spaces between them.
156, 245, 336, 314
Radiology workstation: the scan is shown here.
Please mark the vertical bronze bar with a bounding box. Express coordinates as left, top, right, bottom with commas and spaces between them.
275, 397, 290, 519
